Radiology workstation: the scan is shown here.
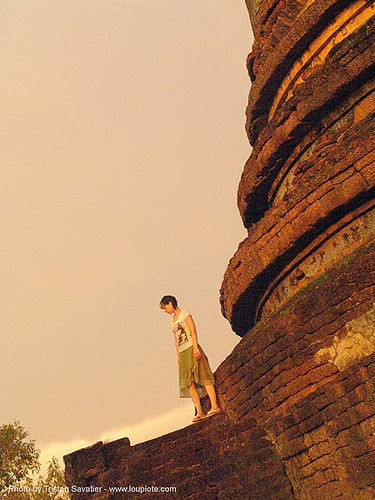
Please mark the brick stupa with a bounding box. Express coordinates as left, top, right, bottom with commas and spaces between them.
64, 1, 375, 498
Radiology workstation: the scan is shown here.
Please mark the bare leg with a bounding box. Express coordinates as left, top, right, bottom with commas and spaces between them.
205, 384, 220, 411
188, 381, 204, 415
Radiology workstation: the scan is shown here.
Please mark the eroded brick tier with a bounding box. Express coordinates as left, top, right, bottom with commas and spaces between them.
221, 0, 375, 335
64, 1, 375, 499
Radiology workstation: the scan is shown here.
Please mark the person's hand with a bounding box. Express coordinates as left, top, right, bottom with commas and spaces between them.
193, 347, 201, 360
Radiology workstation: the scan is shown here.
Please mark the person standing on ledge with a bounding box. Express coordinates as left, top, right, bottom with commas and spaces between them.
160, 295, 221, 422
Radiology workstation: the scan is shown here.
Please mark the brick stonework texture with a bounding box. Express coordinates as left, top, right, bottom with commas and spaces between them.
64, 1, 375, 498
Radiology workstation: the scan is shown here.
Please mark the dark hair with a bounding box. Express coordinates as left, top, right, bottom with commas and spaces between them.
160, 295, 178, 308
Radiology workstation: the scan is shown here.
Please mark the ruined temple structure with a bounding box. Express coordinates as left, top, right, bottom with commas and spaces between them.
64, 0, 375, 498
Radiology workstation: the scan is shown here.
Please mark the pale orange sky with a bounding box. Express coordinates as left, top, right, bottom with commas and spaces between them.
1, 0, 252, 461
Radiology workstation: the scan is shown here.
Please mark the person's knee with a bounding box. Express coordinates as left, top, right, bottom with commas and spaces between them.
188, 381, 195, 389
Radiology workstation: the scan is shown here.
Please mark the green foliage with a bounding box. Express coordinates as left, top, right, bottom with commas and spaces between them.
0, 420, 40, 490
27, 457, 70, 499
0, 421, 70, 499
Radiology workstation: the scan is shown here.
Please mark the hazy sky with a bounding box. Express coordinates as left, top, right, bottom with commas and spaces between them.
1, 0, 253, 466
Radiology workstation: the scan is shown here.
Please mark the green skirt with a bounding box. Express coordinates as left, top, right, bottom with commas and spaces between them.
178, 344, 215, 398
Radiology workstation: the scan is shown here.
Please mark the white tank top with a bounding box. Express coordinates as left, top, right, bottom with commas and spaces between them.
170, 309, 193, 352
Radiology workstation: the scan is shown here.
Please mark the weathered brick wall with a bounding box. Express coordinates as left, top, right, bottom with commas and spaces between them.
64, 1, 375, 498
218, 241, 375, 499
221, 0, 375, 334
218, 0, 375, 497
64, 412, 292, 500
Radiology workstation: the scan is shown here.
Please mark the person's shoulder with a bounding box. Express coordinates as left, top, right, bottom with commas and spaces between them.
182, 309, 192, 319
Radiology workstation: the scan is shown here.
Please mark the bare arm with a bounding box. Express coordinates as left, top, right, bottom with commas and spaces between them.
174, 333, 180, 364
185, 314, 201, 360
